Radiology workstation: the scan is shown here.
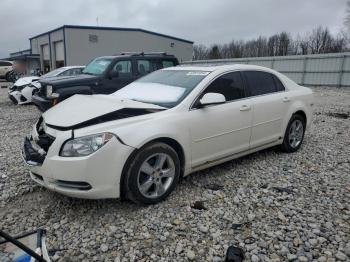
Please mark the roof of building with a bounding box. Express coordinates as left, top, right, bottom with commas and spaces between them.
10, 49, 32, 57
29, 25, 194, 44
7, 54, 40, 61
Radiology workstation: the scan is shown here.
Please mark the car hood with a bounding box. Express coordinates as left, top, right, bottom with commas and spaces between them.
39, 74, 99, 87
14, 76, 40, 86
43, 94, 166, 130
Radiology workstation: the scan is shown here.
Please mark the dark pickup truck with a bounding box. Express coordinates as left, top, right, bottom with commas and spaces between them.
32, 52, 179, 111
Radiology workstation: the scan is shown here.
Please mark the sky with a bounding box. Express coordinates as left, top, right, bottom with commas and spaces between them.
0, 0, 348, 58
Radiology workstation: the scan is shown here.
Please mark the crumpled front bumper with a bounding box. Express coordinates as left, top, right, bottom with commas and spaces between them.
22, 122, 135, 199
22, 137, 46, 165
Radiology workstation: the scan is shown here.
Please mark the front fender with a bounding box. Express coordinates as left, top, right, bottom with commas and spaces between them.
116, 119, 192, 173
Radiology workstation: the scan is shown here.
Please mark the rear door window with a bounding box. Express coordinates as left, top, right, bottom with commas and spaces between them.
0, 61, 11, 66
136, 60, 157, 76
112, 60, 132, 77
244, 71, 277, 96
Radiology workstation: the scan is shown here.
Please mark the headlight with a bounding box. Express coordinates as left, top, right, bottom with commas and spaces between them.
46, 85, 53, 97
60, 133, 114, 157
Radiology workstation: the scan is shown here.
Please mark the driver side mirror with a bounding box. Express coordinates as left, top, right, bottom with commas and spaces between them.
108, 71, 119, 79
198, 93, 226, 107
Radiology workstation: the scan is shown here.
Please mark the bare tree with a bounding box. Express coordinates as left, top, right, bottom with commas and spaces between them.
193, 44, 209, 60
278, 32, 291, 56
192, 26, 348, 60
268, 34, 279, 56
345, 1, 350, 30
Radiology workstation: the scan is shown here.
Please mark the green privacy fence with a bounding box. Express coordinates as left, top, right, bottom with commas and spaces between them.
182, 52, 350, 87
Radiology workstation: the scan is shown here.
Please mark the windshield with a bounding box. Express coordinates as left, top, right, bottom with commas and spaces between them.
41, 68, 67, 78
83, 58, 113, 75
113, 70, 210, 108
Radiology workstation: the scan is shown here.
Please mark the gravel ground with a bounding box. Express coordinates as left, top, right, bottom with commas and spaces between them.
0, 86, 349, 262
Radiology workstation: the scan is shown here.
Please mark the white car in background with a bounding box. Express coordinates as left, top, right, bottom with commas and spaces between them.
8, 66, 85, 105
0, 60, 13, 79
23, 64, 313, 204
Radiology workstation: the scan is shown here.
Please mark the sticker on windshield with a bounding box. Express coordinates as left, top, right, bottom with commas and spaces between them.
186, 71, 210, 76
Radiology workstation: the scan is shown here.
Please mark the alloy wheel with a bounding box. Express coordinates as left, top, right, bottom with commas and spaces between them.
137, 153, 176, 199
288, 119, 304, 148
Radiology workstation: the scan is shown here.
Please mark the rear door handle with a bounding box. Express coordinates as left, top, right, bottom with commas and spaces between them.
283, 97, 290, 102
240, 105, 251, 111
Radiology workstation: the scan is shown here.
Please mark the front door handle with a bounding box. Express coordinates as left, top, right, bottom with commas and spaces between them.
283, 97, 290, 102
240, 105, 251, 111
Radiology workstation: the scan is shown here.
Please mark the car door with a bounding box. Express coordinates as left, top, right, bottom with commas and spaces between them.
188, 71, 252, 167
243, 71, 288, 148
100, 60, 136, 94
136, 59, 157, 77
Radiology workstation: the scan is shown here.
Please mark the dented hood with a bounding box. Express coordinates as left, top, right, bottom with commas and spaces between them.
43, 94, 165, 129
14, 76, 40, 87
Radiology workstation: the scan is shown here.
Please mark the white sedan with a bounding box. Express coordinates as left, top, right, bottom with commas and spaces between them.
23, 64, 313, 204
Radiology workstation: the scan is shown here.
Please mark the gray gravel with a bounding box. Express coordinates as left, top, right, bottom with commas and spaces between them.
0, 86, 349, 261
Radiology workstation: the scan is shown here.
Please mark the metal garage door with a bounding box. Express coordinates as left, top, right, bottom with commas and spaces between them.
55, 41, 64, 61
54, 41, 64, 68
42, 45, 49, 60
42, 44, 50, 72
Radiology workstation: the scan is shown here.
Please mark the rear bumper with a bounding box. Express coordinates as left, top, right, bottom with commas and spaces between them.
32, 95, 52, 112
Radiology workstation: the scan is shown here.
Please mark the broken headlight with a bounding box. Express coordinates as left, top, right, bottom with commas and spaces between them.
60, 133, 114, 157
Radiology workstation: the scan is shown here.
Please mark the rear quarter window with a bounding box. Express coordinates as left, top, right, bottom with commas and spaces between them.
273, 75, 285, 92
161, 60, 175, 68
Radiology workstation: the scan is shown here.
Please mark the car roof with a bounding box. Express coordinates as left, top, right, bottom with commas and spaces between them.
97, 53, 177, 60
165, 64, 277, 73
62, 66, 85, 69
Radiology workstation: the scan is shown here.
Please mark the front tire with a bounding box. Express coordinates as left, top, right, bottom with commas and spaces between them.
5, 72, 11, 82
124, 142, 180, 204
281, 114, 306, 153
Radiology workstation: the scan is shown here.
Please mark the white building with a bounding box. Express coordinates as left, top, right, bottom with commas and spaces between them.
28, 25, 193, 72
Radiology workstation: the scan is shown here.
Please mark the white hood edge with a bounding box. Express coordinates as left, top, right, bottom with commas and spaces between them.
43, 94, 165, 128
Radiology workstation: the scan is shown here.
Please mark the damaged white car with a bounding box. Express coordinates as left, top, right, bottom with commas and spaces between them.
8, 76, 40, 104
8, 66, 84, 105
23, 65, 313, 204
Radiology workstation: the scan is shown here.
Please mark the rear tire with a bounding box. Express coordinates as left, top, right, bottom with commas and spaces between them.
124, 142, 180, 205
281, 114, 306, 153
